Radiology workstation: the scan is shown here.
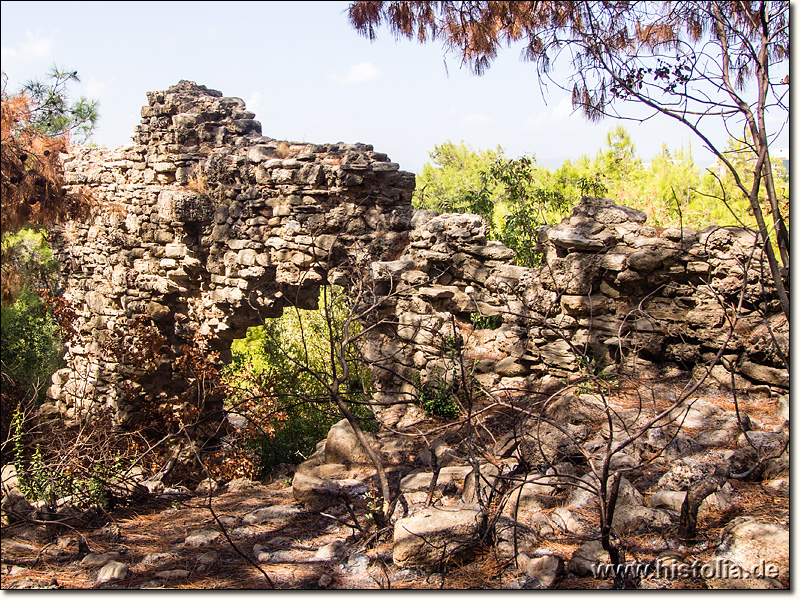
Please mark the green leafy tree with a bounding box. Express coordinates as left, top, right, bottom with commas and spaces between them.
415, 141, 574, 264
1, 287, 63, 405
596, 126, 643, 185
488, 156, 571, 266
414, 141, 504, 219
552, 155, 609, 200
18, 66, 99, 142
224, 289, 374, 474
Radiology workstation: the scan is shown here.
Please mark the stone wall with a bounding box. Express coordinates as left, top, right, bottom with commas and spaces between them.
47, 81, 788, 434
374, 200, 788, 426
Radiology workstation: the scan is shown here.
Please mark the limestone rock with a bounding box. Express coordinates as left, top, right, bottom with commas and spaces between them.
96, 560, 129, 583
1, 486, 33, 524
567, 540, 609, 577
711, 517, 789, 585
227, 478, 260, 492
393, 505, 486, 569
243, 504, 305, 525
566, 474, 643, 510
138, 552, 180, 569
184, 529, 222, 547
324, 419, 379, 465
1, 463, 20, 492
611, 505, 678, 536
400, 465, 473, 503
739, 361, 789, 388
292, 472, 342, 512
518, 553, 563, 589
314, 540, 347, 562
195, 478, 222, 495
81, 552, 121, 568
155, 569, 190, 580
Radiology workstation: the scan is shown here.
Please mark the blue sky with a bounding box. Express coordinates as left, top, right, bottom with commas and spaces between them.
1, 1, 789, 173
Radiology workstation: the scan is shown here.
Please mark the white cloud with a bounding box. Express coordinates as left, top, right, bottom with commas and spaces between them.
86, 77, 105, 98
462, 113, 492, 126
13, 30, 54, 60
524, 95, 575, 130
1, 30, 54, 71
246, 91, 262, 112
553, 95, 575, 119
335, 62, 381, 85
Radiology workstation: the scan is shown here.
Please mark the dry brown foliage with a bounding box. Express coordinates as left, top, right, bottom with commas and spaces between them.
274, 141, 292, 158
1, 92, 92, 236
1, 87, 95, 304
186, 170, 210, 195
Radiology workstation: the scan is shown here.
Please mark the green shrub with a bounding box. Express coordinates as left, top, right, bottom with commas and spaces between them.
1, 286, 64, 405
223, 289, 376, 476
420, 381, 460, 419
469, 312, 503, 331
410, 370, 460, 419
10, 407, 130, 507
1, 228, 64, 411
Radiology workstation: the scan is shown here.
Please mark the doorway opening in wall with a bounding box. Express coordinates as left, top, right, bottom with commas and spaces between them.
220, 285, 377, 479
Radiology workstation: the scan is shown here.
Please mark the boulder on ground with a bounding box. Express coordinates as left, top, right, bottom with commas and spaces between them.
292, 471, 342, 512
184, 529, 222, 548
1, 487, 33, 524
518, 553, 563, 589
96, 560, 129, 583
567, 540, 609, 577
393, 505, 486, 569
324, 419, 380, 465
611, 505, 678, 536
709, 517, 789, 587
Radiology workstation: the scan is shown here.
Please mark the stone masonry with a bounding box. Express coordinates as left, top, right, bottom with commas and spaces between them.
47, 81, 788, 435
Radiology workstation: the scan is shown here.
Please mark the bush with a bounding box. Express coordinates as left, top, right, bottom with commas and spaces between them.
9, 406, 146, 508
1, 286, 64, 406
223, 291, 376, 476
1, 228, 65, 433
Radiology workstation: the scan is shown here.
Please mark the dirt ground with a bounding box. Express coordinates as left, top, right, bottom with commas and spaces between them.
0, 390, 789, 590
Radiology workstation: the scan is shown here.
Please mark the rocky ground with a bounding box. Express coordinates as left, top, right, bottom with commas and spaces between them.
1, 380, 789, 590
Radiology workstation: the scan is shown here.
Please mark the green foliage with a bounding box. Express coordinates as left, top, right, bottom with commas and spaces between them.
469, 312, 502, 331
596, 126, 642, 183
19, 65, 99, 142
1, 228, 64, 407
587, 128, 787, 232
416, 128, 789, 272
411, 370, 460, 419
413, 128, 789, 272
414, 141, 504, 214
488, 156, 571, 263
2, 227, 60, 295
11, 407, 127, 507
1, 287, 64, 405
249, 399, 341, 473
224, 289, 375, 475
499, 186, 571, 267
415, 143, 575, 266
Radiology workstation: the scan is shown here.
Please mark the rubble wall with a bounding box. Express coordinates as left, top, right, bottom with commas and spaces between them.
47, 81, 788, 431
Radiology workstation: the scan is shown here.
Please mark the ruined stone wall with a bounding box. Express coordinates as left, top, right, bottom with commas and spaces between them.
47, 82, 788, 432
49, 81, 415, 427
374, 200, 788, 426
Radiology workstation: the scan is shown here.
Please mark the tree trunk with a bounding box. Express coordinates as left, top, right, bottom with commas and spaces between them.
678, 471, 727, 543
